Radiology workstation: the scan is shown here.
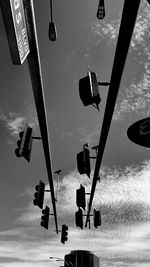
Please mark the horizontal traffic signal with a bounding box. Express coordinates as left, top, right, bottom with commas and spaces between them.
41, 205, 50, 230
61, 224, 68, 244
79, 69, 101, 110
33, 180, 45, 209
76, 184, 86, 210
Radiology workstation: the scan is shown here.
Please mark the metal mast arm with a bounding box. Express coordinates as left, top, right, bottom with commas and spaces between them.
23, 0, 58, 233
85, 0, 141, 227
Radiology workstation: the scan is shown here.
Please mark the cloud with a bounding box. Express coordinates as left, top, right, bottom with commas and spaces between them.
14, 159, 150, 227
1, 160, 150, 265
0, 106, 39, 142
89, 1, 150, 121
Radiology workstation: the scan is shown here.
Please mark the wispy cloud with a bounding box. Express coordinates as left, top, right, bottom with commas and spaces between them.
89, 1, 150, 121
1, 160, 150, 265
0, 106, 39, 141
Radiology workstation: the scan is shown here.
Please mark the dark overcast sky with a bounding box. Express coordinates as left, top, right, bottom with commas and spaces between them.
0, 0, 150, 266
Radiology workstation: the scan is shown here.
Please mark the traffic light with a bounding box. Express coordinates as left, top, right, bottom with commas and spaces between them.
93, 209, 101, 228
76, 184, 86, 210
77, 146, 91, 178
79, 69, 101, 110
61, 224, 68, 244
15, 126, 33, 162
41, 205, 50, 230
75, 208, 83, 229
49, 22, 57, 41
15, 131, 24, 158
97, 0, 105, 20
33, 180, 45, 209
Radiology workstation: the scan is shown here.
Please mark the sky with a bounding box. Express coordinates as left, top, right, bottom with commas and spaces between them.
0, 0, 150, 266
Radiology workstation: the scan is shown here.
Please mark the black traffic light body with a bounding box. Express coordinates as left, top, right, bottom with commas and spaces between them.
77, 147, 91, 178
61, 224, 68, 244
33, 180, 45, 209
49, 22, 57, 41
79, 69, 101, 109
75, 208, 83, 229
76, 184, 86, 210
97, 0, 105, 19
93, 209, 101, 228
15, 126, 33, 162
41, 205, 50, 230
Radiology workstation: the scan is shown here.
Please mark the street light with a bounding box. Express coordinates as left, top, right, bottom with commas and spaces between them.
49, 0, 57, 41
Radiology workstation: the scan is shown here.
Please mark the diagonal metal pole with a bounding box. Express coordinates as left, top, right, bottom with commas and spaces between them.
23, 0, 58, 233
85, 0, 141, 227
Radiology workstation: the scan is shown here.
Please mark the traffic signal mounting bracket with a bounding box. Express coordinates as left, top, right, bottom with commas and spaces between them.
98, 82, 110, 86
84, 143, 97, 159
32, 136, 42, 140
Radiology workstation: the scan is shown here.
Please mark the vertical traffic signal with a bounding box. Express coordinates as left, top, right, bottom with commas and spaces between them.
79, 69, 101, 110
77, 145, 91, 178
93, 209, 101, 228
15, 131, 25, 158
97, 0, 105, 20
49, 0, 57, 41
15, 125, 33, 162
33, 180, 45, 209
22, 126, 33, 162
41, 205, 50, 230
61, 224, 68, 244
75, 208, 83, 229
76, 184, 86, 210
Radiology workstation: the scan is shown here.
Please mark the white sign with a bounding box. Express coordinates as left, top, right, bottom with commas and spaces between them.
0, 0, 30, 64
9, 0, 30, 64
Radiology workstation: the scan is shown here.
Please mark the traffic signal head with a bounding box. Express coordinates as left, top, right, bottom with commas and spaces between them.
75, 208, 83, 229
49, 22, 57, 41
33, 180, 45, 209
61, 224, 68, 244
93, 209, 101, 228
22, 126, 33, 162
15, 126, 33, 162
76, 184, 86, 210
15, 131, 25, 158
79, 69, 101, 109
77, 146, 91, 178
41, 205, 49, 230
97, 0, 105, 20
